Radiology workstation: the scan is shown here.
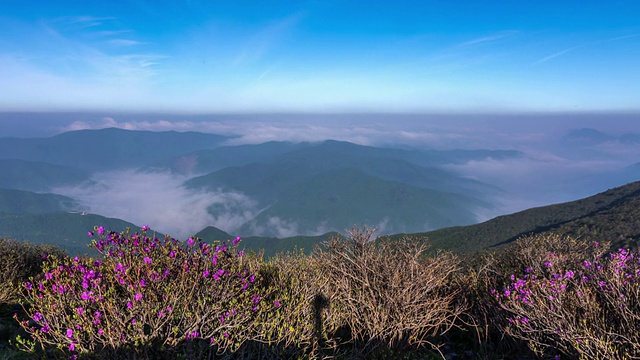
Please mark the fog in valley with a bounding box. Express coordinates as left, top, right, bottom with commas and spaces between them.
2, 112, 637, 239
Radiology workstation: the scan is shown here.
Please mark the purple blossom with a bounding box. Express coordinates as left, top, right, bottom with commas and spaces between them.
97, 226, 105, 235
127, 301, 133, 309
187, 237, 195, 247
32, 312, 43, 322
274, 300, 281, 307
233, 236, 241, 245
24, 282, 32, 290
76, 307, 84, 315
66, 328, 74, 339
142, 225, 150, 231
134, 293, 143, 302
202, 270, 210, 278
143, 257, 152, 265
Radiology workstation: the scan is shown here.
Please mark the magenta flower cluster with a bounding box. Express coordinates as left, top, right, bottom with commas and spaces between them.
20, 226, 282, 356
494, 244, 640, 357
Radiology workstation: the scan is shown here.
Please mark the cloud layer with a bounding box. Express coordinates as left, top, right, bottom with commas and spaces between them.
53, 170, 259, 239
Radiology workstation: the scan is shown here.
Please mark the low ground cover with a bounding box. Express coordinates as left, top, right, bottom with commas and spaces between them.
1, 228, 639, 359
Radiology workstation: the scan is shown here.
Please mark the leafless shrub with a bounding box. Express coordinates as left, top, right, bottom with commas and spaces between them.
316, 226, 463, 356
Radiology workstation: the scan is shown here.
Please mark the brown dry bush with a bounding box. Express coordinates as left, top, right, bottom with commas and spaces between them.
251, 250, 341, 358
0, 237, 65, 305
315, 227, 464, 357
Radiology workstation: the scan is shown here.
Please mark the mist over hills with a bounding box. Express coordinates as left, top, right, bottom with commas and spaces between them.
0, 124, 638, 255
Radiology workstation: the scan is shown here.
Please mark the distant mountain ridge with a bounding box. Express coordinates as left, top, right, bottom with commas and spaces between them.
0, 159, 89, 191
0, 188, 79, 214
0, 128, 229, 171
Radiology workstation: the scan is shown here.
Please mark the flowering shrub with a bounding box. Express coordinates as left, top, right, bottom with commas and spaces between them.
495, 236, 640, 359
17, 226, 276, 358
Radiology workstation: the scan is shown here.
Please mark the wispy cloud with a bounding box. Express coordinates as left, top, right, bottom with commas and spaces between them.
107, 39, 146, 47
457, 31, 519, 47
535, 44, 585, 64
232, 12, 305, 66
536, 32, 640, 64
54, 16, 117, 29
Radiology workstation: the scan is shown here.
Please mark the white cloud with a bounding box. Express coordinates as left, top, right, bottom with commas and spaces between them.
52, 170, 259, 239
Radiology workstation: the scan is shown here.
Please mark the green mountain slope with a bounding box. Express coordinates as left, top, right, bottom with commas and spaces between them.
239, 168, 485, 236
0, 159, 89, 191
394, 181, 640, 253
195, 225, 338, 258
151, 141, 311, 175
0, 128, 229, 171
0, 212, 144, 255
186, 140, 498, 204
0, 188, 79, 214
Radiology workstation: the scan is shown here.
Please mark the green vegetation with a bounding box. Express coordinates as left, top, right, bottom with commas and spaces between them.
196, 225, 340, 258
2, 227, 640, 359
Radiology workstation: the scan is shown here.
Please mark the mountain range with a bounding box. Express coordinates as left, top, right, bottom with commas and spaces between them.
0, 126, 638, 256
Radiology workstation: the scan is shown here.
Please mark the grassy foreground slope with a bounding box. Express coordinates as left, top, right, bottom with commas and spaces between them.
396, 180, 640, 252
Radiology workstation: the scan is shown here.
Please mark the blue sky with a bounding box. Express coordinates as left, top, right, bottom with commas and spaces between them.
1, 0, 639, 113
